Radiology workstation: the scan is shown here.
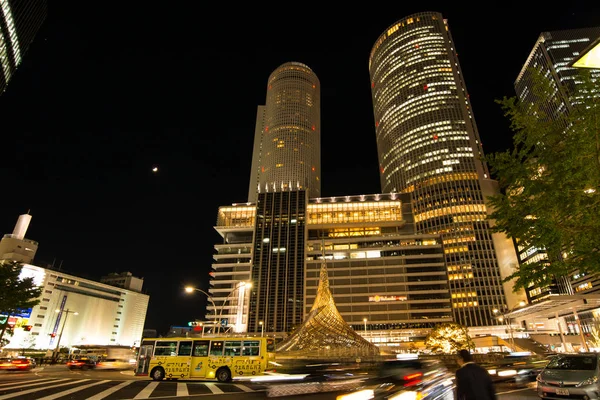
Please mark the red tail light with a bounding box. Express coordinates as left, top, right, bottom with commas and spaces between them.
403, 372, 423, 387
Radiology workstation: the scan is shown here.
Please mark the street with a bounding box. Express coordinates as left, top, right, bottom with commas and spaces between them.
0, 365, 539, 399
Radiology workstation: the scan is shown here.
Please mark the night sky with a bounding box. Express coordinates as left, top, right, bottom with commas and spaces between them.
1, 3, 598, 335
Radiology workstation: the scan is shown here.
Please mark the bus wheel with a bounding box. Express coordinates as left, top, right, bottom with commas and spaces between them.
150, 367, 165, 381
216, 367, 232, 383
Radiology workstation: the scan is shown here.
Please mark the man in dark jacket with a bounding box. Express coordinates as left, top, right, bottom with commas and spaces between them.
455, 349, 497, 400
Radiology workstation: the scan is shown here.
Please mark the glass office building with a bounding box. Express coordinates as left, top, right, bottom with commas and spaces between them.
368, 12, 524, 327
0, 0, 47, 94
248, 62, 321, 202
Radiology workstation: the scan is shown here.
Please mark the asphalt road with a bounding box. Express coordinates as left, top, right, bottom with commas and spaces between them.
0, 365, 540, 400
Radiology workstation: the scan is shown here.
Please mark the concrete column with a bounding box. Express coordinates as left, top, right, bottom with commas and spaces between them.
573, 308, 590, 352
555, 311, 567, 352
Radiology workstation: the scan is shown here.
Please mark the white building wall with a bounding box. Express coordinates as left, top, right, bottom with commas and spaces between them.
5, 264, 149, 351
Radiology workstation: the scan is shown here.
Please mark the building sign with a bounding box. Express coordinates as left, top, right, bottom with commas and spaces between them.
369, 295, 407, 302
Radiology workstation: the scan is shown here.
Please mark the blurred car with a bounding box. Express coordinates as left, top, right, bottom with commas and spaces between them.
95, 358, 134, 371
536, 352, 600, 399
66, 356, 96, 370
336, 356, 455, 400
0, 357, 34, 371
483, 352, 549, 384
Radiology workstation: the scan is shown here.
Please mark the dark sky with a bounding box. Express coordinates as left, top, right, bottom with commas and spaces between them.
1, 3, 598, 334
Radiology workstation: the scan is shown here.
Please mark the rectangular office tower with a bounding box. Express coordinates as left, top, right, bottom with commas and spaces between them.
368, 12, 524, 327
516, 27, 600, 120
305, 193, 451, 346
0, 0, 47, 94
515, 26, 600, 304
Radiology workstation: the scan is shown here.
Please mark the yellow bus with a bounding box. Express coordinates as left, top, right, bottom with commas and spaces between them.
134, 336, 276, 382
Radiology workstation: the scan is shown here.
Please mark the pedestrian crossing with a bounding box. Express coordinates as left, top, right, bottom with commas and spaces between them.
0, 377, 261, 399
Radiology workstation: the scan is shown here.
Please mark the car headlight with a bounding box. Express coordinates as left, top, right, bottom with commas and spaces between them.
497, 369, 517, 377
487, 369, 496, 375
576, 376, 599, 387
388, 391, 424, 400
536, 374, 546, 384
336, 389, 374, 400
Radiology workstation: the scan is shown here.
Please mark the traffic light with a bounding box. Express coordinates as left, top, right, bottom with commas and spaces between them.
23, 325, 32, 331
50, 333, 56, 338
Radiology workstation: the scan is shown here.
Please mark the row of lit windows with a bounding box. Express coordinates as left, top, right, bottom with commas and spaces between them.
309, 201, 400, 211
451, 292, 477, 298
414, 204, 487, 223
385, 125, 467, 165
377, 66, 451, 107
444, 246, 469, 254
447, 264, 472, 272
448, 272, 474, 280
403, 172, 478, 193
443, 236, 475, 245
575, 282, 593, 292
453, 301, 478, 308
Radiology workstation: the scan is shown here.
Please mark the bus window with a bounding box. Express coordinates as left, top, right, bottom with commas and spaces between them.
224, 341, 242, 356
192, 341, 209, 357
242, 340, 260, 356
267, 338, 275, 352
178, 341, 192, 356
154, 341, 178, 356
210, 341, 224, 356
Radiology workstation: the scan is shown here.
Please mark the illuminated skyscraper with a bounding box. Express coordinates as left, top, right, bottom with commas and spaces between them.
248, 62, 321, 203
515, 27, 600, 305
368, 12, 524, 327
516, 27, 600, 120
0, 0, 47, 94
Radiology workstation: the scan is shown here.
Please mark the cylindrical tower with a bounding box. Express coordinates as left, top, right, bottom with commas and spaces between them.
369, 12, 525, 327
254, 62, 321, 200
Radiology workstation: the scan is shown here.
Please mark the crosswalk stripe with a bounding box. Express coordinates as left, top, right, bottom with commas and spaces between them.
132, 381, 159, 399
232, 383, 254, 392
177, 382, 189, 396
0, 379, 90, 399
0, 378, 64, 388
86, 380, 135, 400
205, 382, 224, 394
36, 380, 111, 400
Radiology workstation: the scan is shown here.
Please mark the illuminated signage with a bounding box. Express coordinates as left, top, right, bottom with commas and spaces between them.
369, 295, 407, 302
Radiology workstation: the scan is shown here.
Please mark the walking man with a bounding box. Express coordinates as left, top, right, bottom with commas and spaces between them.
455, 349, 497, 400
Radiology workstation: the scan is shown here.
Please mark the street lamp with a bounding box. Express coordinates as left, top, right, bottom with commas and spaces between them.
259, 321, 264, 337
494, 301, 526, 352
216, 281, 252, 334
363, 318, 367, 335
185, 286, 218, 333
52, 309, 78, 361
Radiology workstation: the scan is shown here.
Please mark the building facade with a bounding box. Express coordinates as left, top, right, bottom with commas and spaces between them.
1, 213, 149, 351
248, 62, 321, 202
211, 192, 452, 343
368, 12, 524, 327
7, 264, 149, 350
514, 27, 600, 312
515, 27, 600, 120
0, 0, 47, 94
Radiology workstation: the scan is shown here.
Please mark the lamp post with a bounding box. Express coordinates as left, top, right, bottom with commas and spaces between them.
494, 301, 526, 352
363, 318, 367, 335
259, 321, 264, 337
52, 309, 78, 361
216, 281, 252, 334
185, 286, 218, 333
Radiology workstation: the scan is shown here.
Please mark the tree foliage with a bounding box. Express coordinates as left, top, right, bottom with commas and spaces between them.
0, 260, 44, 346
484, 68, 600, 292
424, 322, 474, 354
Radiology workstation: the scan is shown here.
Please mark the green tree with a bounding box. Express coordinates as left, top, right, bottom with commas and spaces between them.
0, 260, 44, 347
424, 322, 474, 354
485, 68, 600, 292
